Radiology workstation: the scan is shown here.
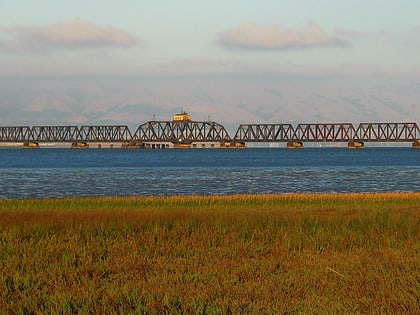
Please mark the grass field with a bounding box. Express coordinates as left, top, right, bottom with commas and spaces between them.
0, 193, 419, 314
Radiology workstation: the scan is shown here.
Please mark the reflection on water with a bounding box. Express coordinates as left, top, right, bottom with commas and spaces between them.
0, 148, 419, 198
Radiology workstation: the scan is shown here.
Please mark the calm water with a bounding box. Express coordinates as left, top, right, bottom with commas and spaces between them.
0, 147, 419, 199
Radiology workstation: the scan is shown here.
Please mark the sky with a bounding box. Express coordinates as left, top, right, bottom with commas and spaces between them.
0, 0, 419, 131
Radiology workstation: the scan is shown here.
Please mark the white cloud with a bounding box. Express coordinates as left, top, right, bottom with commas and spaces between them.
219, 21, 348, 50
0, 19, 139, 54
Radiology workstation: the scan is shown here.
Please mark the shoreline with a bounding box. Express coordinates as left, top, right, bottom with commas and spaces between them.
1, 191, 420, 202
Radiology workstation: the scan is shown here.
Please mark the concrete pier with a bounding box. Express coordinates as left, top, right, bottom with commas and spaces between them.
23, 141, 39, 148
347, 141, 365, 149
71, 141, 89, 149
220, 141, 246, 149
287, 141, 304, 149
121, 141, 143, 149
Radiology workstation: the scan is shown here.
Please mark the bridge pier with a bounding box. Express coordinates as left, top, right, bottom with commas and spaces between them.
413, 140, 420, 149
96, 143, 113, 148
347, 141, 365, 149
71, 141, 89, 149
173, 143, 191, 149
122, 141, 143, 149
23, 141, 39, 148
141, 143, 169, 149
287, 141, 304, 149
220, 141, 246, 148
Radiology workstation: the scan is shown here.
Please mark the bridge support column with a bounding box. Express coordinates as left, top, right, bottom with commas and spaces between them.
173, 143, 191, 149
121, 141, 142, 149
220, 141, 246, 148
287, 141, 304, 149
23, 141, 39, 148
71, 141, 89, 149
347, 141, 364, 149
413, 140, 420, 149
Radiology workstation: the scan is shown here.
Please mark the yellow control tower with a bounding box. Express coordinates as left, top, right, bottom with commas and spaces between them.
173, 111, 191, 122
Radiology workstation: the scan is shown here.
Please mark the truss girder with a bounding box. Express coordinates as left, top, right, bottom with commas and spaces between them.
293, 123, 356, 142
0, 125, 133, 142
79, 126, 132, 142
234, 124, 294, 142
30, 126, 80, 142
234, 122, 419, 142
0, 126, 32, 142
355, 123, 420, 142
0, 122, 419, 144
133, 121, 231, 142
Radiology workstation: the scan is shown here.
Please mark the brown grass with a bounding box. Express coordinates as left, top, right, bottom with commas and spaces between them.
0, 193, 419, 314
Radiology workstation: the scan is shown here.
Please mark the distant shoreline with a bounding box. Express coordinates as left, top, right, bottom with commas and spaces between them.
2, 191, 419, 205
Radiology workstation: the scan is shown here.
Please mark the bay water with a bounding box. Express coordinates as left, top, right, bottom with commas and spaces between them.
0, 147, 419, 199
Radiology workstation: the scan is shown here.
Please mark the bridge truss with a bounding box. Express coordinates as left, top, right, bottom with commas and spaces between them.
31, 126, 80, 142
234, 124, 294, 142
78, 126, 132, 142
0, 126, 32, 142
0, 125, 132, 143
133, 121, 231, 143
0, 121, 419, 147
234, 122, 420, 143
354, 123, 419, 142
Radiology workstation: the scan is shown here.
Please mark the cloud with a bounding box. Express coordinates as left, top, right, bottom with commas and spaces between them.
334, 29, 392, 39
0, 19, 139, 53
333, 29, 368, 39
219, 21, 348, 50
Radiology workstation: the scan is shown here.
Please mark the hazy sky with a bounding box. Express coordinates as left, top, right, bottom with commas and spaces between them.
0, 1, 419, 127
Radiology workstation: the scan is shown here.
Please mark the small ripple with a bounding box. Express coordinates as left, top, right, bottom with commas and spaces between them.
1, 166, 419, 199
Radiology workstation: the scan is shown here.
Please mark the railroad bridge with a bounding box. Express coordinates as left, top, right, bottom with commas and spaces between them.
0, 118, 419, 149
234, 122, 420, 148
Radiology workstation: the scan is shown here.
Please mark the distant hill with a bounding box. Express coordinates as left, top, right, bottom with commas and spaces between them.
0, 75, 418, 134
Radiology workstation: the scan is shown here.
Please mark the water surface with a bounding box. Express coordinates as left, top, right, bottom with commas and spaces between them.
0, 147, 418, 199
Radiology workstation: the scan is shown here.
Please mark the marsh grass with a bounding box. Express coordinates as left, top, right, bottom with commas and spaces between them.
0, 193, 419, 314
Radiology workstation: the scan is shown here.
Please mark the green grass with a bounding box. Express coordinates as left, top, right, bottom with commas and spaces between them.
0, 193, 419, 314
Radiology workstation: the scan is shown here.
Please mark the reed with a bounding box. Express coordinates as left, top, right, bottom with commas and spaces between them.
0, 193, 419, 314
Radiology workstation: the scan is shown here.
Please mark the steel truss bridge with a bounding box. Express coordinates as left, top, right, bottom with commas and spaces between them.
0, 121, 419, 148
132, 121, 231, 143
234, 122, 420, 142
